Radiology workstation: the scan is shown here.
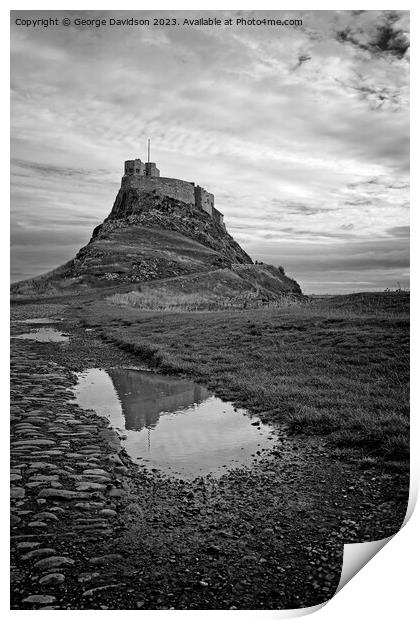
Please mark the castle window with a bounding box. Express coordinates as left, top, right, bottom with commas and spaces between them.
129, 168, 134, 174
135, 168, 139, 173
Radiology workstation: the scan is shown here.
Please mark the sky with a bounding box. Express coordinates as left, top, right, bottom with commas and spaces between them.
10, 10, 410, 294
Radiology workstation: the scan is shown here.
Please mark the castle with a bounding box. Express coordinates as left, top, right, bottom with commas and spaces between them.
122, 158, 225, 228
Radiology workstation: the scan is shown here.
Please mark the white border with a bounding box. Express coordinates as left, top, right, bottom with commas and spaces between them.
4, 3, 417, 619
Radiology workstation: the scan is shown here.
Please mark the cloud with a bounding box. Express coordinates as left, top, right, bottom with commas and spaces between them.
10, 9, 409, 293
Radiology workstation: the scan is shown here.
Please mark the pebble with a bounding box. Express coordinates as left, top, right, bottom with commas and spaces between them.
34, 556, 75, 570
14, 439, 56, 447
76, 482, 107, 492
22, 595, 57, 605
17, 542, 41, 551
11, 487, 26, 499
82, 584, 120, 597
38, 488, 89, 500
99, 509, 117, 518
39, 573, 65, 586
36, 512, 60, 521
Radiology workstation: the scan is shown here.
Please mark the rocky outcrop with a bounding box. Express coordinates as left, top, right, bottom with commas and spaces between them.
11, 188, 301, 299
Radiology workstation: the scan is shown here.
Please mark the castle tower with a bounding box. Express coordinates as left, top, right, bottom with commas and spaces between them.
124, 159, 145, 176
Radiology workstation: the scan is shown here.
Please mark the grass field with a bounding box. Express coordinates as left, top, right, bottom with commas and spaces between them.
81, 292, 409, 472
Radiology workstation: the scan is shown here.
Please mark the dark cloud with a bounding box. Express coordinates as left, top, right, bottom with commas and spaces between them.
336, 11, 409, 59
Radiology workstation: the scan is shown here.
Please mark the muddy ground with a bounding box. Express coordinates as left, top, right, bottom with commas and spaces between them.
10, 301, 408, 610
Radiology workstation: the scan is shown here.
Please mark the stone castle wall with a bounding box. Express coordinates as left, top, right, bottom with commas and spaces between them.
195, 186, 214, 216
121, 168, 224, 229
121, 175, 196, 205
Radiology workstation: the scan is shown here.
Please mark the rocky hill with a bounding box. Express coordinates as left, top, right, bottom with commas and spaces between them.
11, 187, 302, 301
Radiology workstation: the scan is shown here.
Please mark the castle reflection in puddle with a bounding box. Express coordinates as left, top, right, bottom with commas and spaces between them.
73, 367, 275, 478
107, 368, 211, 430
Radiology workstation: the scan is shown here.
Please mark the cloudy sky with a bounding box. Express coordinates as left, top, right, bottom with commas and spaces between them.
11, 10, 410, 293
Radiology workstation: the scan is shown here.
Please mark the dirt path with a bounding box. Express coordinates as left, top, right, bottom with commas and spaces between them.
10, 304, 408, 610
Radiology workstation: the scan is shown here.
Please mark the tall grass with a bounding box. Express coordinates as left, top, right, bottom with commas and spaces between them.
83, 293, 409, 473
109, 288, 301, 311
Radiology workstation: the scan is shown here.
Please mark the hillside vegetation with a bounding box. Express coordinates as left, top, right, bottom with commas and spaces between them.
109, 265, 302, 311
11, 191, 301, 302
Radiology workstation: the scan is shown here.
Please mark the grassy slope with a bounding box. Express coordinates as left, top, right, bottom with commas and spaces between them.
81, 292, 409, 472
109, 266, 302, 311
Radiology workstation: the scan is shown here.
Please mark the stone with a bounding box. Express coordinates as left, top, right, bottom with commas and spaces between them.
34, 556, 75, 570
22, 595, 57, 605
108, 454, 123, 466
17, 542, 41, 550
21, 548, 56, 561
82, 584, 120, 597
82, 469, 110, 476
39, 573, 65, 586
99, 509, 117, 518
108, 488, 125, 498
11, 515, 22, 527
38, 488, 89, 501
14, 439, 56, 447
36, 512, 59, 521
11, 487, 25, 499
76, 482, 107, 492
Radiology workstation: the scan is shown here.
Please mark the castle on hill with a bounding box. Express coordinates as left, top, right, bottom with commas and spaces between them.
122, 157, 225, 228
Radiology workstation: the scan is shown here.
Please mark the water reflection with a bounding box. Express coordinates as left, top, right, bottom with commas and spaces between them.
73, 368, 275, 478
108, 368, 210, 430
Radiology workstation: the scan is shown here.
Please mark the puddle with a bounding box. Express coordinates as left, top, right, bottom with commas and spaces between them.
12, 328, 69, 343
73, 367, 276, 479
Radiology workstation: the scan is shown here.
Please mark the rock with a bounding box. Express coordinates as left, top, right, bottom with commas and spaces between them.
76, 482, 107, 492
88, 554, 123, 566
82, 584, 120, 597
36, 511, 60, 521
108, 454, 123, 466
99, 509, 117, 518
14, 439, 56, 447
82, 469, 110, 476
38, 488, 89, 501
39, 573, 65, 586
17, 542, 40, 551
11, 487, 25, 499
108, 488, 125, 498
21, 548, 56, 561
34, 556, 75, 570
22, 595, 57, 605
11, 514, 22, 527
